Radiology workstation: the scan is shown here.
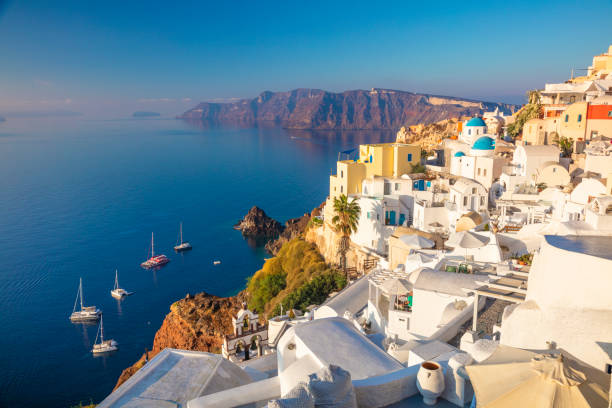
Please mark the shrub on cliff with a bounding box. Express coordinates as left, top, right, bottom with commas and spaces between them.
247, 238, 343, 315
272, 272, 346, 315
507, 90, 542, 139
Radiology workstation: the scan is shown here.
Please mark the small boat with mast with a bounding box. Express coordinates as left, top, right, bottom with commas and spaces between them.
70, 277, 101, 322
141, 232, 170, 269
111, 269, 132, 299
174, 222, 192, 252
92, 314, 118, 354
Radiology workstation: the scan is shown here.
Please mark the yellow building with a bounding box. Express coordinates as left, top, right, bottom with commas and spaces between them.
522, 117, 561, 145
559, 101, 588, 141
571, 45, 612, 83
329, 143, 421, 199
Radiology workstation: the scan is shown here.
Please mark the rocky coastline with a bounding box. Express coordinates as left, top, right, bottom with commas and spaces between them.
264, 202, 324, 255
114, 291, 247, 390
115, 205, 315, 389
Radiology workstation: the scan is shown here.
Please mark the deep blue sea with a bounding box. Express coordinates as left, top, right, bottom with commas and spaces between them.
0, 117, 394, 408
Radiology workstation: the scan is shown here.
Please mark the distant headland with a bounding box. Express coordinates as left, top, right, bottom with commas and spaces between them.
178, 88, 519, 130
132, 111, 161, 118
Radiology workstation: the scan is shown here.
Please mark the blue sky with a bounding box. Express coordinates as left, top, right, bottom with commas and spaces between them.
0, 0, 611, 117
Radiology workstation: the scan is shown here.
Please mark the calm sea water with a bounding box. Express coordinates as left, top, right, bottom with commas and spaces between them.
0, 117, 394, 408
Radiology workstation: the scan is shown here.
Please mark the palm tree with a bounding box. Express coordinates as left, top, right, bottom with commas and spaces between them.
331, 194, 361, 277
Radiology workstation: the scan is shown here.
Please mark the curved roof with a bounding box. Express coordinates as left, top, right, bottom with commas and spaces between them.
454, 151, 466, 157
316, 275, 369, 318
472, 136, 495, 150
465, 117, 486, 127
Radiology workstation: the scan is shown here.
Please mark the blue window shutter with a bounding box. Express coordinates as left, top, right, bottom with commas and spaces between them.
408, 153, 412, 162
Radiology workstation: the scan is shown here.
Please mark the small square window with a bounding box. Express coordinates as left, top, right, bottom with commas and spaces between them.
407, 153, 413, 162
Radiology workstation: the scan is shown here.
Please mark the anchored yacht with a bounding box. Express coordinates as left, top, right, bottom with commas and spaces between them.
173, 222, 192, 252
70, 277, 101, 322
141, 232, 170, 269
92, 314, 118, 354
111, 270, 132, 299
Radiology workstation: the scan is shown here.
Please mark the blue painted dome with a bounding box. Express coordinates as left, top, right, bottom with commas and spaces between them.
465, 117, 486, 127
472, 136, 496, 150
454, 151, 466, 157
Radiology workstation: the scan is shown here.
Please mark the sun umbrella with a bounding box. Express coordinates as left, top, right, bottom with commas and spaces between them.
445, 230, 490, 263
381, 277, 412, 294
405, 252, 434, 264
399, 234, 435, 249
446, 230, 490, 249
381, 278, 413, 310
466, 350, 609, 408
404, 252, 435, 272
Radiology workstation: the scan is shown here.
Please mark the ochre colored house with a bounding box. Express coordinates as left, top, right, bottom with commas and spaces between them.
329, 143, 421, 199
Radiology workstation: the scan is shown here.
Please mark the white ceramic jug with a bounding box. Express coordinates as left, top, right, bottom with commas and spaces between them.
416, 361, 445, 405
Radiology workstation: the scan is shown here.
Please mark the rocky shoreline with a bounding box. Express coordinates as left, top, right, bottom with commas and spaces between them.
114, 291, 247, 390
114, 205, 316, 390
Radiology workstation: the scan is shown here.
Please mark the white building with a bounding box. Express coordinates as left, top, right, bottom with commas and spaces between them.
351, 174, 437, 254
499, 235, 612, 371
584, 140, 612, 179
501, 144, 561, 192
449, 177, 488, 215
540, 78, 612, 118
459, 117, 488, 145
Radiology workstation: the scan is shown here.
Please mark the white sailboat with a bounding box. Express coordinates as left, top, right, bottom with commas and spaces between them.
70, 277, 101, 322
111, 270, 132, 299
92, 314, 118, 354
173, 222, 192, 252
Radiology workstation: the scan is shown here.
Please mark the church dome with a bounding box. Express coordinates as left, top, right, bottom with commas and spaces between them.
472, 136, 495, 150
454, 151, 466, 157
465, 117, 486, 127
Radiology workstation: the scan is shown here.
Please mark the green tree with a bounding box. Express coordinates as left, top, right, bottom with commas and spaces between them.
410, 162, 427, 174
507, 90, 542, 139
331, 194, 360, 278
553, 135, 573, 157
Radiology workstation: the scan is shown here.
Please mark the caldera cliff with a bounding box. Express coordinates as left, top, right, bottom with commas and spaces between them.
179, 88, 518, 130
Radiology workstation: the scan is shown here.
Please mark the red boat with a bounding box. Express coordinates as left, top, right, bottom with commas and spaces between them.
141, 232, 170, 269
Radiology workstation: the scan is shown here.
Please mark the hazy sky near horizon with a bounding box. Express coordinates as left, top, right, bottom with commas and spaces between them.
1, 0, 611, 117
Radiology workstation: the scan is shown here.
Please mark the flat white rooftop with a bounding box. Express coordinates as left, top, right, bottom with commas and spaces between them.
545, 235, 612, 260
97, 349, 253, 408
293, 317, 404, 380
